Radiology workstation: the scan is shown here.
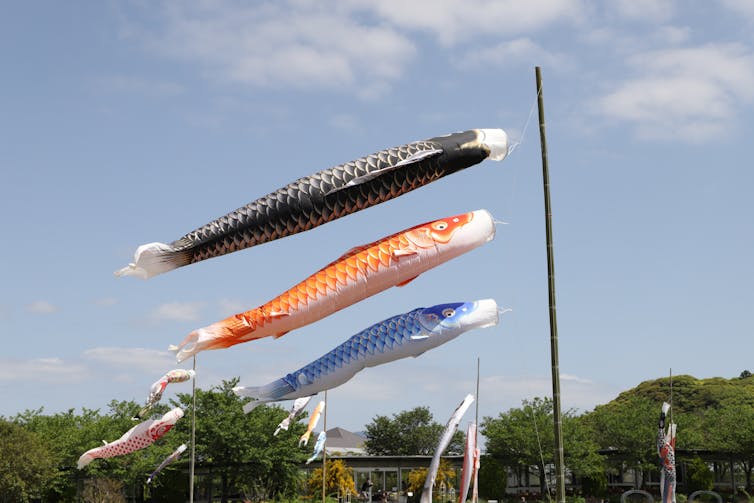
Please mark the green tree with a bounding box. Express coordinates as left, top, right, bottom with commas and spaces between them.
13, 402, 166, 502
81, 478, 126, 503
171, 378, 307, 502
685, 457, 714, 493
583, 394, 657, 484
477, 455, 507, 501
702, 403, 754, 489
82, 400, 182, 501
482, 397, 604, 496
482, 397, 554, 495
0, 419, 57, 502
363, 406, 464, 455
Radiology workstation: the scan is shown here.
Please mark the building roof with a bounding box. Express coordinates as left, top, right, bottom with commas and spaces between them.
321, 426, 367, 455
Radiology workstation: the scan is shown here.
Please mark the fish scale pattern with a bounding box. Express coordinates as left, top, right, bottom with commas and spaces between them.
281, 309, 424, 391
169, 132, 488, 264
236, 232, 412, 331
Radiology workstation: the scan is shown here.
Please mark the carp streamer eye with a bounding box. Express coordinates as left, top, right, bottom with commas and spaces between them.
433, 221, 448, 230
442, 308, 455, 318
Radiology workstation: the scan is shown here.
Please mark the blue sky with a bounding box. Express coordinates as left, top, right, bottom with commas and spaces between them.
1, 1, 753, 433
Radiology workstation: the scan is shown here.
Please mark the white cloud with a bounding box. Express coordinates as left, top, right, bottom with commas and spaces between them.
653, 25, 690, 45
329, 113, 363, 134
0, 348, 176, 385
347, 0, 584, 46
459, 37, 569, 71
722, 0, 754, 18
216, 298, 247, 318
150, 301, 204, 322
122, 0, 584, 97
613, 0, 675, 23
130, 2, 415, 98
480, 373, 616, 413
595, 43, 754, 141
26, 301, 59, 314
82, 347, 176, 373
0, 357, 88, 383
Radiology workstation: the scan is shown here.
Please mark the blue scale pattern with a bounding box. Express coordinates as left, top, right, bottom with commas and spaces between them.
281, 309, 426, 391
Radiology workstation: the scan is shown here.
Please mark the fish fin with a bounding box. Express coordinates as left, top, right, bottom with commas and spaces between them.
242, 401, 263, 414
392, 148, 444, 167
410, 334, 430, 340
269, 311, 290, 319
77, 452, 95, 470
114, 242, 192, 280
392, 249, 418, 259
396, 275, 419, 287
273, 330, 290, 339
102, 440, 109, 446
234, 380, 294, 414
338, 244, 369, 259
325, 149, 442, 196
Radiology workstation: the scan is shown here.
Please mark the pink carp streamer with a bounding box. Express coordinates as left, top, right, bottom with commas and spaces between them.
459, 422, 477, 503
135, 369, 195, 419
77, 408, 184, 469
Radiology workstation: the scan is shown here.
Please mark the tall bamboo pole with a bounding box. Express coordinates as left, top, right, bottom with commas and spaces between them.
535, 66, 566, 503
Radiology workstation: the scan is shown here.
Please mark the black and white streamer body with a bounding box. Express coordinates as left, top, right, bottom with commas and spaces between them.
116, 129, 508, 279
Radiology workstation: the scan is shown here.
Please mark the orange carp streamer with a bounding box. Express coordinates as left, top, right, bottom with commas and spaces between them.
170, 209, 496, 362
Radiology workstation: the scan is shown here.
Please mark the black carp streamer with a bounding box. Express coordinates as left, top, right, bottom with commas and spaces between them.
116, 128, 508, 279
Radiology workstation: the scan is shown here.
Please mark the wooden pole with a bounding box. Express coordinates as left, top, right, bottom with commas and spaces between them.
535, 66, 566, 503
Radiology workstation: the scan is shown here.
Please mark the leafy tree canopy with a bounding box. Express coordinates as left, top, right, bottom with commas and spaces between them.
0, 419, 57, 503
363, 406, 464, 456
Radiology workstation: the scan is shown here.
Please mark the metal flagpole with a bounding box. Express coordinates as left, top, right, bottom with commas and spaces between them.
475, 358, 480, 428
669, 369, 673, 426
535, 66, 566, 503
190, 355, 196, 503
322, 389, 328, 503
473, 357, 480, 503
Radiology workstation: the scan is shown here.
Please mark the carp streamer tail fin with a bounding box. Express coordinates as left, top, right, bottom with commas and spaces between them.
115, 242, 192, 279
233, 379, 295, 414
77, 452, 95, 470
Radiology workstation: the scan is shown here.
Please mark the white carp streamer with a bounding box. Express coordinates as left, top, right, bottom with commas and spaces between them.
421, 395, 474, 503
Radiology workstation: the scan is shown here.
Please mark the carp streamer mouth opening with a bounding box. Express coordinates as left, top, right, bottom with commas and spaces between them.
478, 128, 509, 161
